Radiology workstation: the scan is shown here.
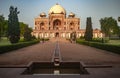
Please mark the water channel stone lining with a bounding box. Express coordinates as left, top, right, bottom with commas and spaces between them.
52, 41, 62, 62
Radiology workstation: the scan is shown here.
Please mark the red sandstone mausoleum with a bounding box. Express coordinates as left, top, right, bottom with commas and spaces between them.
32, 3, 103, 38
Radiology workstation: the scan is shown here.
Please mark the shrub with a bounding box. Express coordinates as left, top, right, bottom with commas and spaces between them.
44, 38, 49, 41
76, 39, 120, 54
92, 38, 102, 43
80, 36, 84, 39
92, 38, 109, 43
23, 26, 32, 41
103, 37, 110, 43
0, 40, 39, 54
38, 38, 49, 41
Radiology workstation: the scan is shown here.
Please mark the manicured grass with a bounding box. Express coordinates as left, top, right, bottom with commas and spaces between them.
0, 37, 11, 46
107, 40, 120, 45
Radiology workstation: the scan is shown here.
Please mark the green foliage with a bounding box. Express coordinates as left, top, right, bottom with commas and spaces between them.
92, 38, 103, 43
23, 25, 32, 41
0, 17, 8, 38
107, 40, 120, 45
19, 37, 25, 42
31, 35, 36, 40
76, 39, 89, 45
38, 38, 49, 41
0, 15, 5, 39
0, 37, 10, 46
3, 20, 8, 36
84, 17, 93, 41
100, 17, 119, 37
76, 39, 120, 54
8, 6, 20, 43
44, 38, 49, 41
19, 22, 28, 37
0, 40, 39, 54
119, 26, 120, 38
80, 36, 84, 39
1, 16, 30, 38
92, 38, 109, 43
118, 17, 120, 22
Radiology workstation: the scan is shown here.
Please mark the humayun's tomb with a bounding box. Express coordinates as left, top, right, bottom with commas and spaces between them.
32, 3, 103, 38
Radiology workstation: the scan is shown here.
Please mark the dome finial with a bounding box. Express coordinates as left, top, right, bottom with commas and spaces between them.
56, 3, 59, 5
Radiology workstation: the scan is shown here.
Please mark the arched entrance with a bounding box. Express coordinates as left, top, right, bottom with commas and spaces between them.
40, 22, 44, 30
53, 19, 61, 30
55, 32, 59, 37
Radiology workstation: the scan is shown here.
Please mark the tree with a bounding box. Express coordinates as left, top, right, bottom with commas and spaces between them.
100, 17, 119, 37
118, 17, 120, 22
23, 25, 32, 41
0, 15, 5, 39
8, 6, 20, 43
19, 22, 28, 37
3, 20, 8, 37
84, 17, 93, 41
118, 17, 120, 38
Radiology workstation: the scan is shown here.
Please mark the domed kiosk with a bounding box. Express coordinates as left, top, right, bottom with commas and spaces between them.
40, 12, 46, 17
32, 3, 102, 39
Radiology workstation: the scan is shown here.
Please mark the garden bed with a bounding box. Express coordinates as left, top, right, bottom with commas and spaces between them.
0, 40, 39, 54
76, 39, 120, 54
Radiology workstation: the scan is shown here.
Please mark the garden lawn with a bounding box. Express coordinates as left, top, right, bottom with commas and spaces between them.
0, 37, 11, 46
107, 40, 120, 45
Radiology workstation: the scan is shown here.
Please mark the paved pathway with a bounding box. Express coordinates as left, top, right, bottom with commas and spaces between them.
0, 38, 120, 78
59, 41, 120, 67
0, 38, 120, 67
0, 41, 55, 65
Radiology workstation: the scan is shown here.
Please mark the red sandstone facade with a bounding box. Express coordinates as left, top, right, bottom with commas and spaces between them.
32, 4, 102, 38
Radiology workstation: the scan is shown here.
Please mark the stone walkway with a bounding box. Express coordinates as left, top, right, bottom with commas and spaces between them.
60, 41, 120, 67
0, 38, 120, 67
0, 41, 55, 65
0, 38, 120, 78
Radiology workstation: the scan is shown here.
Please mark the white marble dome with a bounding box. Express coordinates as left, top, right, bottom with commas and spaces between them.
49, 3, 66, 14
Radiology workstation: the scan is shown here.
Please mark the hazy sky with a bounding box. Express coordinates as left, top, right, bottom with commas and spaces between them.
0, 0, 120, 29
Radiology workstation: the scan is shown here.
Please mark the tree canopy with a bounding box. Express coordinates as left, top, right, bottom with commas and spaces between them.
19, 22, 28, 37
84, 17, 93, 41
100, 17, 120, 37
23, 25, 32, 41
118, 17, 120, 22
0, 15, 5, 39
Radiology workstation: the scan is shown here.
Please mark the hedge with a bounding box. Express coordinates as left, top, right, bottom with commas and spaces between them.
92, 38, 109, 43
76, 39, 120, 54
0, 40, 39, 54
